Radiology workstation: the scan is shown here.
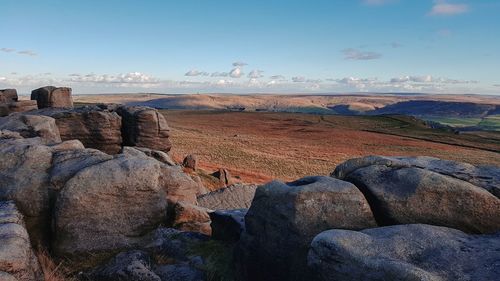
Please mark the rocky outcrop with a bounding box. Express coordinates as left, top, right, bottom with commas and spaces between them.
211, 168, 231, 187
53, 154, 169, 263
308, 224, 500, 281
182, 154, 198, 170
236, 176, 377, 281
0, 113, 61, 144
122, 146, 176, 165
0, 201, 42, 281
209, 209, 246, 242
0, 101, 38, 117
0, 89, 18, 103
333, 156, 500, 234
172, 202, 211, 236
35, 106, 123, 154
116, 106, 172, 152
31, 86, 73, 108
197, 183, 258, 210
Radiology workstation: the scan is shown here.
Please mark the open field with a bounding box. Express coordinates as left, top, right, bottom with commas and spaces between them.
163, 110, 500, 184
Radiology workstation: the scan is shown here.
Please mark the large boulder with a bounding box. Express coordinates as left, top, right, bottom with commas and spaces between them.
0, 201, 42, 281
0, 113, 61, 144
0, 136, 54, 243
334, 156, 500, 234
197, 183, 258, 210
35, 106, 123, 154
172, 202, 211, 235
236, 176, 377, 281
308, 224, 500, 281
53, 154, 169, 266
122, 146, 176, 166
0, 101, 38, 117
116, 106, 172, 152
209, 209, 246, 242
161, 165, 200, 205
30, 86, 73, 108
0, 89, 18, 103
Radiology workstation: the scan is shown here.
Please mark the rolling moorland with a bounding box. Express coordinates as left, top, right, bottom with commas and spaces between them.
72, 93, 500, 183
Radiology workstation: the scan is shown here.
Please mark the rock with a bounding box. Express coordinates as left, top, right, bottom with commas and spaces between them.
211, 168, 231, 186
48, 139, 85, 151
116, 106, 172, 152
333, 155, 500, 198
182, 154, 198, 170
338, 158, 500, 234
0, 114, 61, 144
197, 183, 258, 210
236, 176, 377, 281
209, 209, 246, 242
89, 250, 161, 281
161, 165, 200, 205
0, 101, 38, 117
0, 130, 22, 140
308, 224, 500, 281
35, 106, 123, 154
0, 89, 18, 103
30, 86, 73, 108
0, 201, 42, 281
122, 146, 176, 166
0, 137, 54, 243
53, 154, 168, 267
154, 263, 205, 281
172, 202, 211, 236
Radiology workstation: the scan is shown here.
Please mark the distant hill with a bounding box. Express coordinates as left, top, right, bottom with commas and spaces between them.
371, 100, 498, 118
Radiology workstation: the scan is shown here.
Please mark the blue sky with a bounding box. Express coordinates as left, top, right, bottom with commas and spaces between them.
1, 0, 499, 95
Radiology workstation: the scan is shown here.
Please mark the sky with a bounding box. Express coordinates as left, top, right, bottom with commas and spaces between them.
1, 0, 500, 95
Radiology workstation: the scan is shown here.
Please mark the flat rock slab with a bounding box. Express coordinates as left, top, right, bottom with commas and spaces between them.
309, 224, 500, 281
197, 183, 258, 210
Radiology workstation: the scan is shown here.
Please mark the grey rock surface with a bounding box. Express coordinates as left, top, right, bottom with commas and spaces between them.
197, 183, 258, 210
308, 224, 500, 281
0, 113, 61, 144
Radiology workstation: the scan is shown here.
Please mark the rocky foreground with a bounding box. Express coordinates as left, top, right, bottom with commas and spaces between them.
0, 87, 499, 281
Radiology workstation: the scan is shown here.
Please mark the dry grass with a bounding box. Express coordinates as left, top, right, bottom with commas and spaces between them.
36, 249, 74, 281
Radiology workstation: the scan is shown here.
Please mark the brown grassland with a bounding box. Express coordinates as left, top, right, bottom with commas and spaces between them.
164, 110, 500, 184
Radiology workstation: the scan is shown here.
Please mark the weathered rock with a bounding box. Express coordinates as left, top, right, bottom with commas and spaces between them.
162, 165, 200, 205
197, 184, 258, 210
339, 160, 500, 234
48, 139, 85, 152
116, 105, 172, 152
154, 263, 205, 281
333, 155, 500, 198
122, 146, 176, 166
0, 89, 18, 103
0, 101, 38, 117
0, 113, 61, 144
0, 137, 53, 243
211, 168, 231, 186
182, 154, 198, 170
53, 154, 168, 266
236, 176, 377, 281
209, 209, 246, 242
30, 86, 73, 108
0, 201, 42, 281
89, 250, 161, 281
35, 106, 122, 154
308, 224, 500, 281
172, 202, 211, 236
0, 130, 22, 140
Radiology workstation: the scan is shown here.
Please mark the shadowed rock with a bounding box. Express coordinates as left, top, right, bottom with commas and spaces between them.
31, 86, 73, 108
0, 201, 42, 281
182, 154, 198, 170
236, 176, 377, 281
0, 101, 38, 117
0, 89, 18, 103
210, 209, 246, 242
0, 113, 61, 144
308, 224, 500, 281
116, 105, 172, 152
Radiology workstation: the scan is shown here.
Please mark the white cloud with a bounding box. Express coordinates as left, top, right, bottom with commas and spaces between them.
429, 1, 468, 16
247, 70, 264, 79
269, 75, 286, 80
229, 67, 244, 78
390, 75, 477, 84
494, 84, 500, 87
211, 72, 229, 77
342, 48, 382, 60
1, 48, 15, 53
69, 72, 160, 85
185, 69, 209, 76
292, 76, 306, 82
17, 50, 37, 56
232, 61, 247, 67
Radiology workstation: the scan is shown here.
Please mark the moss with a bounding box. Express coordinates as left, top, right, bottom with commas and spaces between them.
188, 240, 236, 281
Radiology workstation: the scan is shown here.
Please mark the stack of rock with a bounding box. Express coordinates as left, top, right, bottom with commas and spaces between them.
0, 89, 38, 117
31, 86, 73, 108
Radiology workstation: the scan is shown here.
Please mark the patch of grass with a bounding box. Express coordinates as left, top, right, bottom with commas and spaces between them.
188, 240, 235, 281
36, 248, 75, 281
422, 116, 482, 127
478, 115, 500, 131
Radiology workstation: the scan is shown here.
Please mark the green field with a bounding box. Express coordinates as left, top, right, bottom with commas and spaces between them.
423, 115, 500, 131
